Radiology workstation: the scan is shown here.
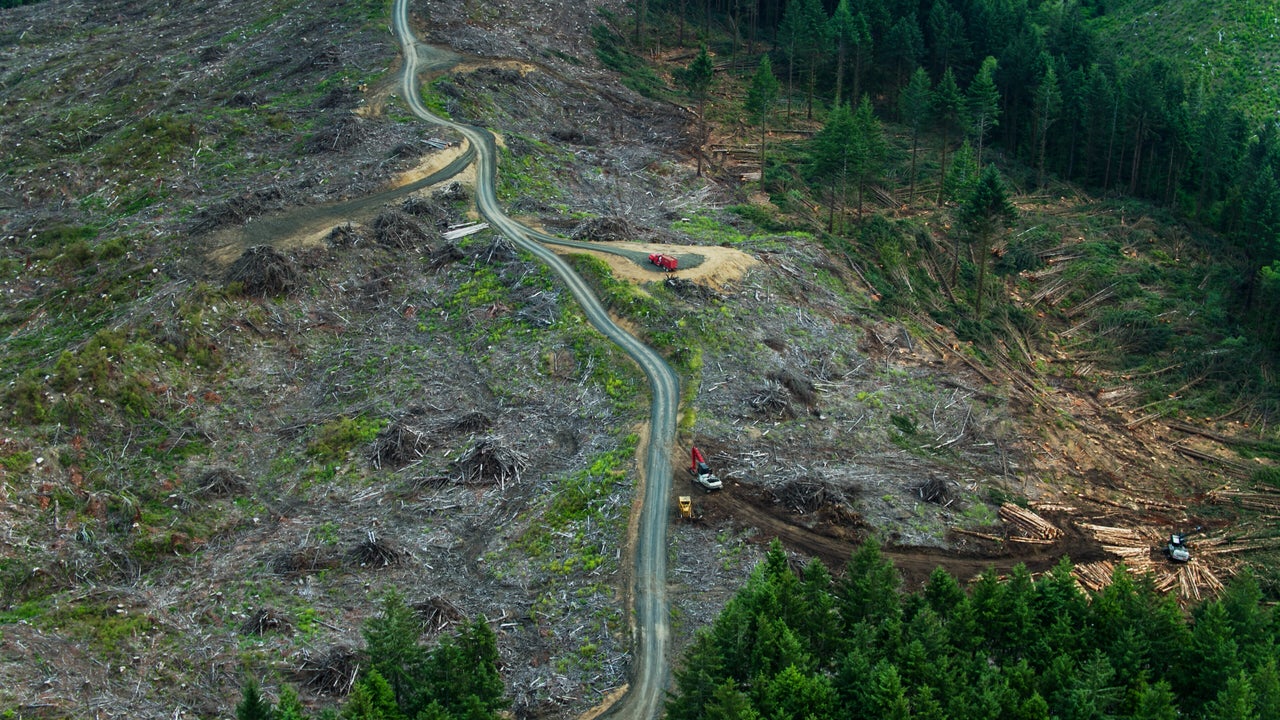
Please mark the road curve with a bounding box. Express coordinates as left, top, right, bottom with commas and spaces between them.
391, 3, 676, 719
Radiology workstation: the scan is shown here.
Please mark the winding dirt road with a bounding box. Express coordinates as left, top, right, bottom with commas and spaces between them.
392, 3, 675, 718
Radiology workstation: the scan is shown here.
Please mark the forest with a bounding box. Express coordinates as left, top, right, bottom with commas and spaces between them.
667, 540, 1280, 720
619, 0, 1280, 417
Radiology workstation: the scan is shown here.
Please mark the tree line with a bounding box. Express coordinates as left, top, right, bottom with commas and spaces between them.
668, 539, 1280, 719
236, 592, 506, 720
648, 0, 1280, 352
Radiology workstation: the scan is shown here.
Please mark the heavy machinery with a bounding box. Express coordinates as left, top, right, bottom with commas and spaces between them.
1166, 533, 1191, 562
689, 446, 722, 491
678, 496, 693, 519
648, 252, 678, 271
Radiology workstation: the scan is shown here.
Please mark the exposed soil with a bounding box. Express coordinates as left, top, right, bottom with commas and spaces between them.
1, 0, 1273, 718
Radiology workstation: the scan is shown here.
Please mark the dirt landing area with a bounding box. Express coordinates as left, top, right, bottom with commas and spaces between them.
687, 481, 1111, 590
392, 141, 473, 188
551, 242, 759, 289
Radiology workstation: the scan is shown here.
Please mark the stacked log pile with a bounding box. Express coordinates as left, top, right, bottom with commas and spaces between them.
999, 503, 1063, 543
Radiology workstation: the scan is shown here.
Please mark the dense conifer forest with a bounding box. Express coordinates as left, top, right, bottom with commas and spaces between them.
667, 541, 1280, 720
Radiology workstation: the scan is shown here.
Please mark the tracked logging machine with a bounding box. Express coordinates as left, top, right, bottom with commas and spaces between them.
689, 446, 722, 491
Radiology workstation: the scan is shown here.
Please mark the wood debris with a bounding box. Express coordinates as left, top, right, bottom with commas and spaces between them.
454, 436, 528, 488
443, 222, 489, 240
998, 503, 1063, 540
224, 245, 298, 297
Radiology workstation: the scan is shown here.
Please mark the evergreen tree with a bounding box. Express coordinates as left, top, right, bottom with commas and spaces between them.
808, 103, 857, 232
1186, 601, 1245, 713
1251, 658, 1280, 719
838, 540, 902, 628
667, 630, 728, 720
237, 679, 275, 720
798, 557, 840, 664
927, 0, 970, 77
704, 679, 760, 720
829, 0, 870, 108
934, 67, 965, 205
884, 13, 924, 91
957, 164, 1016, 318
674, 46, 714, 176
869, 662, 911, 720
945, 139, 979, 203
1133, 680, 1179, 720
341, 670, 404, 720
898, 67, 933, 204
754, 664, 837, 719
796, 0, 830, 119
1033, 64, 1062, 187
967, 56, 1001, 168
275, 686, 310, 720
1204, 671, 1259, 720
850, 95, 887, 220
363, 591, 426, 710
745, 55, 780, 184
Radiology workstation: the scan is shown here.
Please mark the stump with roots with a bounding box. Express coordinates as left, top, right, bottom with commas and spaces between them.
349, 530, 406, 568
224, 245, 298, 297
240, 607, 293, 635
194, 467, 247, 498
325, 222, 367, 248
414, 596, 465, 634
915, 476, 955, 505
429, 242, 464, 269
749, 380, 794, 418
368, 420, 431, 469
454, 436, 528, 489
371, 209, 428, 250
295, 645, 360, 696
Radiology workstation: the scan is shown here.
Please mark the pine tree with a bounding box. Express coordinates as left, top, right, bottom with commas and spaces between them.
898, 67, 933, 204
745, 55, 780, 185
363, 591, 426, 710
927, 0, 970, 77
1033, 63, 1062, 187
884, 13, 924, 91
957, 164, 1016, 318
236, 679, 275, 720
674, 46, 715, 176
704, 679, 760, 720
807, 103, 857, 232
275, 686, 310, 720
850, 95, 886, 220
1132, 680, 1178, 720
1204, 672, 1259, 720
829, 1, 871, 108
837, 539, 902, 628
966, 56, 1001, 168
934, 67, 965, 204
341, 670, 404, 720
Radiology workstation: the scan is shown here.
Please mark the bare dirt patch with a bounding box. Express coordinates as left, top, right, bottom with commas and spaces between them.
549, 241, 758, 289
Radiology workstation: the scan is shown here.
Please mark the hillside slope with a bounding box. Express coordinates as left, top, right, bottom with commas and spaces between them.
1091, 0, 1280, 118
3, 0, 1280, 718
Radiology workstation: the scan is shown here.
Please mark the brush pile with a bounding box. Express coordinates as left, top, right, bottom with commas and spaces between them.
224, 245, 298, 297
454, 436, 528, 488
372, 208, 428, 250
295, 645, 360, 696
349, 530, 406, 568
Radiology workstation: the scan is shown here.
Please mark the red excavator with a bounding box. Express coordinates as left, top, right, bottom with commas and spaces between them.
649, 253, 678, 271
689, 446, 722, 491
